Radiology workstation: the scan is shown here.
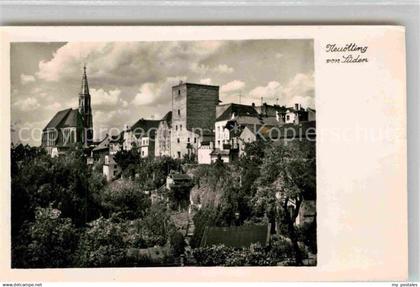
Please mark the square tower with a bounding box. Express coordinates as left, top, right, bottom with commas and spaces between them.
171, 82, 219, 159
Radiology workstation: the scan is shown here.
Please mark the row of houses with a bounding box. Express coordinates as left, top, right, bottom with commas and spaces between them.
95, 81, 316, 177
40, 67, 315, 181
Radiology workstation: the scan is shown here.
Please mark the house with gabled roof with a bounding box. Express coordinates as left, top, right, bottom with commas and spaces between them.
214, 103, 261, 151
122, 117, 160, 158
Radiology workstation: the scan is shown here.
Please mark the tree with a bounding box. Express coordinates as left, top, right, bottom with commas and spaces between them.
76, 216, 130, 267
101, 180, 151, 220
113, 149, 140, 174
18, 207, 79, 268
170, 231, 186, 257
252, 140, 316, 265
135, 156, 180, 190
190, 207, 218, 248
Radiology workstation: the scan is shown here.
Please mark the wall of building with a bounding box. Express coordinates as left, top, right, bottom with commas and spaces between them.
123, 129, 134, 151
308, 109, 316, 121
285, 110, 297, 124
186, 84, 219, 132
215, 120, 229, 150
155, 121, 171, 157
103, 154, 121, 182
198, 145, 212, 164
171, 84, 188, 158
238, 127, 257, 156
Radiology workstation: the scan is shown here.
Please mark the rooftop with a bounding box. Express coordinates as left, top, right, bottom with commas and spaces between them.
216, 103, 259, 122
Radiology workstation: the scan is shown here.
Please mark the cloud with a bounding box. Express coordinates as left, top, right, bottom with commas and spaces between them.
91, 88, 122, 106
36, 42, 108, 82
221, 80, 245, 93
132, 76, 187, 107
214, 64, 234, 74
249, 81, 282, 101
36, 41, 226, 85
282, 73, 315, 108
132, 83, 158, 106
45, 102, 62, 111
200, 78, 212, 85
247, 73, 314, 108
20, 74, 36, 85
13, 97, 41, 112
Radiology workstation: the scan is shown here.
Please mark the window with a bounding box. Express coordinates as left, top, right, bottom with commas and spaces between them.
178, 109, 181, 116
180, 125, 182, 131
187, 138, 190, 143
177, 138, 180, 143
142, 151, 144, 156
286, 115, 290, 121
194, 138, 197, 144
177, 151, 181, 158
217, 140, 220, 147
178, 90, 181, 96
176, 125, 178, 131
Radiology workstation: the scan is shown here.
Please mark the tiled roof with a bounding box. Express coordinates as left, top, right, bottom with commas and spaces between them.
240, 124, 277, 139
43, 108, 73, 130
276, 121, 316, 139
161, 111, 172, 126
169, 173, 192, 181
130, 118, 160, 139
262, 116, 283, 126
200, 223, 270, 248
216, 103, 259, 122
62, 109, 84, 128
92, 134, 111, 151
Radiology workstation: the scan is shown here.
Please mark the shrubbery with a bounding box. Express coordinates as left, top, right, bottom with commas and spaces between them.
192, 238, 295, 266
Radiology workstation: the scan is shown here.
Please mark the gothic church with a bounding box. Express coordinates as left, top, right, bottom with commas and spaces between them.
41, 66, 93, 157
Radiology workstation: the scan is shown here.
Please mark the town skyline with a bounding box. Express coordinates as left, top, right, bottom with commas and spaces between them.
11, 40, 314, 146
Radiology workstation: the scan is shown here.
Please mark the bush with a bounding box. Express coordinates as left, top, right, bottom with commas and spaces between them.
170, 231, 186, 257
76, 216, 129, 267
101, 180, 151, 220
296, 220, 317, 254
17, 207, 79, 268
192, 245, 233, 266
192, 243, 283, 266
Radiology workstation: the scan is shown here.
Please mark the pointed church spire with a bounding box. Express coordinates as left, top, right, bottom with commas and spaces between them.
78, 64, 93, 145
80, 64, 89, 96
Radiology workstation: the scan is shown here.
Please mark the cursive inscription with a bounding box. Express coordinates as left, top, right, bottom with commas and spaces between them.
325, 42, 369, 64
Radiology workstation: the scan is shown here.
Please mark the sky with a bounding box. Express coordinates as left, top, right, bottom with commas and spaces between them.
10, 40, 314, 146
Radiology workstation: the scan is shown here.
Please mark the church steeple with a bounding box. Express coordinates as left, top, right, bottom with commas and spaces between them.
78, 64, 93, 145
80, 64, 89, 96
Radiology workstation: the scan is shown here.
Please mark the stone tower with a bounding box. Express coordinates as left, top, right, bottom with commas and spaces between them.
78, 65, 93, 145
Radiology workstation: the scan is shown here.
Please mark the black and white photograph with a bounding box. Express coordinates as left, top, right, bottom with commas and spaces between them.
10, 39, 316, 268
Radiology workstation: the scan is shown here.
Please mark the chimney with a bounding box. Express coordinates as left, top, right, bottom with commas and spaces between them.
295, 103, 299, 111
252, 102, 255, 108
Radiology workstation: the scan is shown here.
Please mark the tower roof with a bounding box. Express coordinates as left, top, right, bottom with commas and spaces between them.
80, 64, 89, 95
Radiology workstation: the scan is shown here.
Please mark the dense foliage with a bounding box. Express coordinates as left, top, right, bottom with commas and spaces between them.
11, 145, 177, 268
11, 137, 316, 267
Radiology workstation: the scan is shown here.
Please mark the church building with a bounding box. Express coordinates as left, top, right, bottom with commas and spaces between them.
41, 66, 94, 157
